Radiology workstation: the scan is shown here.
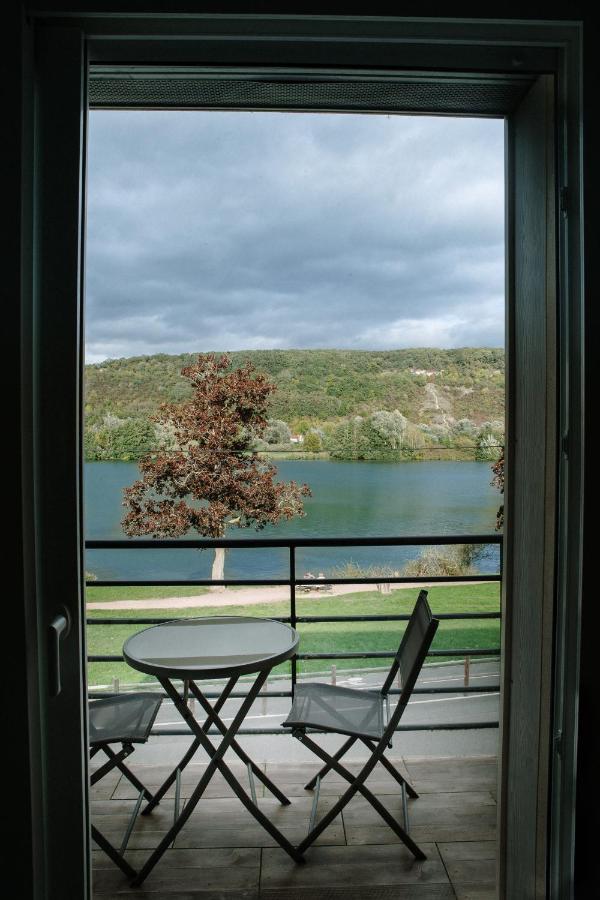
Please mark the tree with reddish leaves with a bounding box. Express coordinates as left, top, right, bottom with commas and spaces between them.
491, 448, 504, 531
122, 354, 311, 583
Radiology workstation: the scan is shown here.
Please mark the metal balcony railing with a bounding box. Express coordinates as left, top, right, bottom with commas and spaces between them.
86, 533, 502, 734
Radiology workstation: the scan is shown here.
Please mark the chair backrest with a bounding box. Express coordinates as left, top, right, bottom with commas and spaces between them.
379, 590, 439, 741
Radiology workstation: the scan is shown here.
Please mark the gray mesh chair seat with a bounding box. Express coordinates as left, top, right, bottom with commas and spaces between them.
282, 590, 439, 861
90, 692, 162, 879
90, 692, 163, 746
285, 683, 385, 740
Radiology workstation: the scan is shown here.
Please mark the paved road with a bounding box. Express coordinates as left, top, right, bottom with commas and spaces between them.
127, 660, 500, 764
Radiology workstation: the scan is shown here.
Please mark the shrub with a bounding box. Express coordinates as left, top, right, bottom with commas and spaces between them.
263, 419, 292, 445
401, 545, 478, 577
303, 430, 322, 452
330, 561, 401, 579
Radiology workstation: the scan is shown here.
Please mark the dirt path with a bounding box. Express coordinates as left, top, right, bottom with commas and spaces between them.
85, 580, 485, 610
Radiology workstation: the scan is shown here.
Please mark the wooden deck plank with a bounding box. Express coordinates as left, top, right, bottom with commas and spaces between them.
93, 893, 257, 900
112, 763, 264, 801
175, 824, 345, 849
442, 859, 496, 885
261, 843, 449, 888
92, 861, 259, 894
125, 762, 260, 780
92, 847, 259, 870
265, 759, 414, 784
452, 887, 496, 900
90, 757, 498, 899
343, 791, 495, 812
260, 887, 456, 900
345, 822, 496, 846
342, 792, 496, 827
174, 796, 345, 848
180, 794, 337, 824
437, 842, 497, 862
404, 759, 497, 795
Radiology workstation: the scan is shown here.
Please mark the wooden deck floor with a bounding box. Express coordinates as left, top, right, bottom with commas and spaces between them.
91, 756, 498, 899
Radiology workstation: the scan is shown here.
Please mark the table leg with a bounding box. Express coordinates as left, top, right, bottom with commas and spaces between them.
187, 679, 291, 805
132, 671, 303, 886
142, 675, 238, 815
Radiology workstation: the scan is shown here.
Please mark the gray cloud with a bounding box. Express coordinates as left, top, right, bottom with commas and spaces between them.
85, 110, 504, 362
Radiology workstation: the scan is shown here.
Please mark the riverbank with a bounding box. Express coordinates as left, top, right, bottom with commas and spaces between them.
85, 449, 497, 463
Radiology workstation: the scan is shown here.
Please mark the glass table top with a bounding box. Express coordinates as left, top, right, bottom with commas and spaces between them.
123, 615, 299, 679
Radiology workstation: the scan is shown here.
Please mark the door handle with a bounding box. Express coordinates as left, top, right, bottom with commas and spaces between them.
48, 609, 71, 698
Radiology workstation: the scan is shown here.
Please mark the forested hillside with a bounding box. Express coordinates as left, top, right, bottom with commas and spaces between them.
84, 348, 504, 461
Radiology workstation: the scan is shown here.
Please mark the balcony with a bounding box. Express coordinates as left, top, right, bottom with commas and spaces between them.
87, 534, 501, 896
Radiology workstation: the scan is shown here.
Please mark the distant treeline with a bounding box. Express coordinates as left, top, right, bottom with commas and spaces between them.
84, 348, 504, 462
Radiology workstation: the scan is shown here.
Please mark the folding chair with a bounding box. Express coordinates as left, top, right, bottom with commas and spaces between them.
89, 692, 163, 878
282, 589, 439, 859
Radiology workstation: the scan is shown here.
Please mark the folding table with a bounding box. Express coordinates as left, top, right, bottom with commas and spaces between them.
122, 615, 303, 885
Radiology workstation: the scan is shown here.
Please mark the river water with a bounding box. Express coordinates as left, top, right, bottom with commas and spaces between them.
84, 459, 501, 581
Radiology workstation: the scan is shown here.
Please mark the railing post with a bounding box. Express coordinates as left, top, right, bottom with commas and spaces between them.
464, 656, 471, 688
112, 677, 119, 694
331, 664, 337, 686
290, 544, 297, 698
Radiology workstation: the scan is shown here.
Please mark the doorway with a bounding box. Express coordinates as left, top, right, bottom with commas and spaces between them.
22, 15, 583, 899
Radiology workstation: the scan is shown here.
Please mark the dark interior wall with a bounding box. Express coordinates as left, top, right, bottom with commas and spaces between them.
13, 4, 593, 897
576, 11, 597, 897
11, 3, 34, 898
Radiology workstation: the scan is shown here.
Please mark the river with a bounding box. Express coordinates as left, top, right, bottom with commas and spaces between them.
84, 459, 501, 581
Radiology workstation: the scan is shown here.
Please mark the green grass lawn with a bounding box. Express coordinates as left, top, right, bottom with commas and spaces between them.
86, 583, 500, 687
85, 583, 258, 603
86, 584, 211, 602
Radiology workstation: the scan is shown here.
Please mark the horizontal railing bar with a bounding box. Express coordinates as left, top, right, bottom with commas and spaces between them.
89, 690, 295, 699
86, 611, 500, 626
88, 617, 200, 625
297, 612, 501, 622
88, 648, 500, 662
384, 685, 501, 695
298, 649, 500, 659
296, 575, 501, 584
90, 656, 138, 662
88, 685, 499, 699
87, 616, 292, 625
89, 579, 290, 587
151, 721, 499, 736
86, 533, 502, 549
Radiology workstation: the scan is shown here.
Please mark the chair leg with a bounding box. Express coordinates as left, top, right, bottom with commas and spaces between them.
293, 730, 427, 861
304, 735, 357, 789
90, 745, 132, 786
305, 736, 418, 798
91, 825, 137, 880
361, 738, 419, 799
102, 744, 157, 801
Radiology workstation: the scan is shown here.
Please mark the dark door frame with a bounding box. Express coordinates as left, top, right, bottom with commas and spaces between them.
20, 12, 584, 899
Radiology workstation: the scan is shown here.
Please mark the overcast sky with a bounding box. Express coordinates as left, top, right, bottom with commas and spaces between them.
85, 110, 505, 363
